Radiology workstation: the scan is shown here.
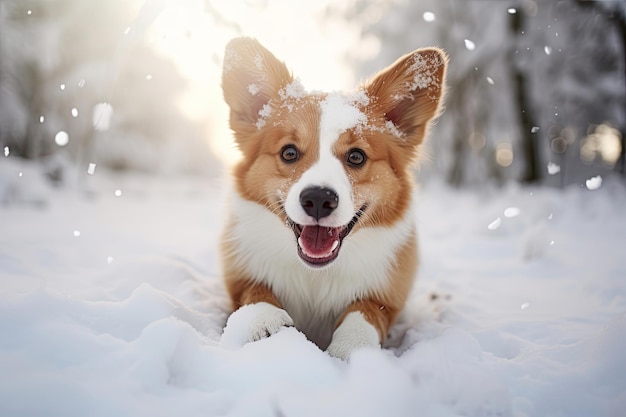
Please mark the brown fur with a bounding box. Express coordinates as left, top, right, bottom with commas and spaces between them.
221, 37, 447, 353
336, 229, 418, 341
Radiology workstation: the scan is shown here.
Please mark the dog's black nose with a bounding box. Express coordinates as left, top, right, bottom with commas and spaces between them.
300, 186, 339, 220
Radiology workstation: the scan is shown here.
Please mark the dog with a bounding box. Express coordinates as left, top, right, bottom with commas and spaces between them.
220, 37, 446, 360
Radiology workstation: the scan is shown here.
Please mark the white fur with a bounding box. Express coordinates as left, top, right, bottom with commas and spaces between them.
284, 156, 353, 227
247, 302, 294, 341
327, 311, 380, 360
284, 93, 366, 228
220, 302, 293, 349
226, 193, 415, 349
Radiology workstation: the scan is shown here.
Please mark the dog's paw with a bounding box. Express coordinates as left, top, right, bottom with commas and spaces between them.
221, 302, 294, 349
248, 302, 294, 342
327, 312, 380, 360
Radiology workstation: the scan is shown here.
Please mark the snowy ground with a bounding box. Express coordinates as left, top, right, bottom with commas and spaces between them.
1, 158, 625, 417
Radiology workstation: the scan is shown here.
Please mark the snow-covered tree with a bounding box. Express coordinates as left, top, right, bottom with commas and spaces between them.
343, 0, 625, 186
517, 0, 625, 186
0, 0, 220, 176
342, 0, 523, 186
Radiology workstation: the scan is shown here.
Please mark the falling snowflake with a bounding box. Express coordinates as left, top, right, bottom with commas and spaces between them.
87, 163, 97, 175
504, 207, 521, 218
3, 146, 9, 157
55, 131, 69, 146
487, 217, 502, 230
464, 39, 476, 51
93, 103, 113, 131
531, 126, 540, 133
585, 176, 602, 191
423, 12, 435, 22
547, 162, 560, 175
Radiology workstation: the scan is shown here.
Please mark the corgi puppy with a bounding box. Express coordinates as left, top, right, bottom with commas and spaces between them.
221, 37, 446, 360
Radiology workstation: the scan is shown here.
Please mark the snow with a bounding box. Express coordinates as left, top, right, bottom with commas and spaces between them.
92, 102, 114, 132
585, 175, 603, 191
247, 84, 260, 96
278, 79, 307, 101
1, 161, 625, 417
487, 217, 502, 230
54, 131, 69, 147
87, 163, 97, 176
547, 162, 561, 175
503, 207, 520, 218
423, 12, 436, 23
255, 104, 272, 129
319, 93, 367, 141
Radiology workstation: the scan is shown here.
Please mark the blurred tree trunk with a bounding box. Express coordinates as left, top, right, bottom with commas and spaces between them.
447, 82, 468, 187
577, 0, 626, 175
24, 66, 45, 159
509, 6, 541, 183
613, 11, 626, 175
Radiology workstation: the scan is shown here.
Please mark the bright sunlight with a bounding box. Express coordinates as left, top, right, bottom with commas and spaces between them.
143, 0, 376, 165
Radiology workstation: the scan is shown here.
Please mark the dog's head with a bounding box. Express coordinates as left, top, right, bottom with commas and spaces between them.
222, 37, 446, 268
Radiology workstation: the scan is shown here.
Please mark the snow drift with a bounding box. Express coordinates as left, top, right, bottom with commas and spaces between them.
0, 162, 625, 417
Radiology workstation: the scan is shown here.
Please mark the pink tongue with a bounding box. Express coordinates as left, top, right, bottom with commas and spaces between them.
299, 226, 340, 257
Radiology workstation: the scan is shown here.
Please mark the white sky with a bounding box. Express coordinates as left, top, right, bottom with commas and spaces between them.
146, 0, 380, 165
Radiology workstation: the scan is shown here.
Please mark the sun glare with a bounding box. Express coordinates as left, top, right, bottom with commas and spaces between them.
145, 0, 371, 166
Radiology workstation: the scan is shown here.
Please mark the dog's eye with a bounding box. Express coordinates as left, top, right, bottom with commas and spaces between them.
280, 145, 300, 163
346, 148, 367, 167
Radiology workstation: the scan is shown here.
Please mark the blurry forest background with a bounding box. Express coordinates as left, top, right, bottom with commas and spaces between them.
1, 0, 624, 188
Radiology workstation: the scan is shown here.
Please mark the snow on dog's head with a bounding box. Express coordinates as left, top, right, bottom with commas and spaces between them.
222, 37, 446, 268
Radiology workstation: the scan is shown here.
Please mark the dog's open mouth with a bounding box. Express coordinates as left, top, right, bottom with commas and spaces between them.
288, 205, 366, 268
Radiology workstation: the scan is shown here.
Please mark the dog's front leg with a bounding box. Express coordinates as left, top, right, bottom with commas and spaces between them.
226, 278, 294, 342
327, 299, 397, 360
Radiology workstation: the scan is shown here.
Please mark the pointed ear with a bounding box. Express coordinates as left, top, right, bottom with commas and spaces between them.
365, 47, 447, 146
222, 37, 293, 133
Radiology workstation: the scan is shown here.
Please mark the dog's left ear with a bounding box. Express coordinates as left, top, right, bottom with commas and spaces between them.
222, 37, 293, 139
365, 48, 447, 147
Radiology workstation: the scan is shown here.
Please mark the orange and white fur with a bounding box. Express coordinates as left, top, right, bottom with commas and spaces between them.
220, 37, 446, 360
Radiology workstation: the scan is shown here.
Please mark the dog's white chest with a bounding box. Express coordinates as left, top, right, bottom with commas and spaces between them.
228, 195, 415, 348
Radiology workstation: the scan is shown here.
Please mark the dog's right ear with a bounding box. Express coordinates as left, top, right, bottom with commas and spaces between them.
222, 37, 293, 136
